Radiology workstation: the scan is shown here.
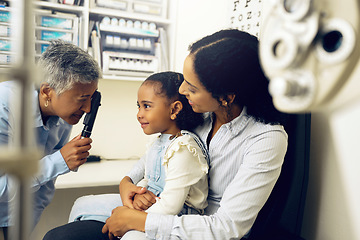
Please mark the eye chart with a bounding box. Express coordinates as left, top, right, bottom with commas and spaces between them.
229, 0, 263, 38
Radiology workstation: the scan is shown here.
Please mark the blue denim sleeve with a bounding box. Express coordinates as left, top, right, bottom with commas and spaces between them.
127, 154, 146, 184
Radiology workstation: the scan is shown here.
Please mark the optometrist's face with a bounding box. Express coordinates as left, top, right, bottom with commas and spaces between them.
48, 82, 98, 125
179, 55, 220, 113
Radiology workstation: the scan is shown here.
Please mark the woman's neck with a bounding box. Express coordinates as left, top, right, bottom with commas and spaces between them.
208, 104, 243, 143
214, 104, 242, 125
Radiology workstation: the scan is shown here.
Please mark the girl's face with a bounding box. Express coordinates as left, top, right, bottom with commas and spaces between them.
43, 82, 98, 125
179, 55, 220, 113
137, 83, 179, 135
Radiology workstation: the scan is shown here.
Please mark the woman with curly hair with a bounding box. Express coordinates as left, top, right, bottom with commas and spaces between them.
45, 29, 288, 240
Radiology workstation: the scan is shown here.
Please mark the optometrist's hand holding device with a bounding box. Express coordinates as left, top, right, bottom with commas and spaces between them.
259, 0, 360, 113
81, 90, 101, 138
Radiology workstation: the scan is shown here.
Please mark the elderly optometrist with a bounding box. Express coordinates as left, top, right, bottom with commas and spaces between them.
0, 40, 102, 235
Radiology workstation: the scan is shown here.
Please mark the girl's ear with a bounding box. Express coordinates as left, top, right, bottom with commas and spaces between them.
170, 100, 183, 120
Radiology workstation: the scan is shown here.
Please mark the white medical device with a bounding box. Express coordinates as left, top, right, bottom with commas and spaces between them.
259, 0, 360, 113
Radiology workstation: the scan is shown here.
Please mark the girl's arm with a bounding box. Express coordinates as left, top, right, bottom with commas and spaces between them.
145, 137, 207, 215
119, 176, 148, 209
119, 155, 150, 209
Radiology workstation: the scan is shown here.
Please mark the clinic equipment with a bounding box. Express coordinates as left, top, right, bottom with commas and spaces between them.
81, 90, 101, 138
259, 0, 360, 113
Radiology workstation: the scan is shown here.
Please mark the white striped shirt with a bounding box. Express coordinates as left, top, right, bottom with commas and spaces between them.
142, 109, 288, 239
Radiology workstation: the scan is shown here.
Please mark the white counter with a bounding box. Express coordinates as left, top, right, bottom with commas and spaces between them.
55, 159, 138, 189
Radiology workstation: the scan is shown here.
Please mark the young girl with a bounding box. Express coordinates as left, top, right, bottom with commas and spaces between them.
122, 71, 209, 216
60, 72, 209, 237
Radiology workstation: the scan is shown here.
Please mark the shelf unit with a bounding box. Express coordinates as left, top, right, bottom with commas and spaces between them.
0, 0, 175, 81
88, 0, 174, 80
37, 0, 175, 81
34, 9, 80, 58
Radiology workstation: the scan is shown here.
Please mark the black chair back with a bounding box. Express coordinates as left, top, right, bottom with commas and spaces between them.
247, 114, 311, 240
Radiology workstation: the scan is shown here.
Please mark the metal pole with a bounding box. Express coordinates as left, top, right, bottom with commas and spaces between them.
17, 0, 36, 239
0, 0, 39, 239
7, 0, 37, 239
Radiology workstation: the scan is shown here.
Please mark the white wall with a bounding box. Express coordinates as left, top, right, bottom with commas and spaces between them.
70, 79, 151, 160
172, 0, 229, 72
301, 61, 360, 240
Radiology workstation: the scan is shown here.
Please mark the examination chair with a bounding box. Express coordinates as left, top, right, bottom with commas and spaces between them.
245, 114, 311, 240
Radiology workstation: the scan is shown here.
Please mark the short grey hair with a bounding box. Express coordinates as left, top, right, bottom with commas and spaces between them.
37, 40, 102, 95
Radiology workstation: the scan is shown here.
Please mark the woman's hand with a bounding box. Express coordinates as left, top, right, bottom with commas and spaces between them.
60, 134, 92, 171
119, 176, 147, 209
102, 206, 147, 239
133, 190, 157, 211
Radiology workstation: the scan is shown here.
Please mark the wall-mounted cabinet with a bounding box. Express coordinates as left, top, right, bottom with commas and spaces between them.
1, 0, 175, 81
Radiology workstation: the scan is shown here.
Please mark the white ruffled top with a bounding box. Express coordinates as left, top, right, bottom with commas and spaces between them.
144, 134, 209, 215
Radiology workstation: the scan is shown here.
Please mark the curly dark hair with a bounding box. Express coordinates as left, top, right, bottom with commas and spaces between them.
189, 29, 288, 125
143, 71, 204, 131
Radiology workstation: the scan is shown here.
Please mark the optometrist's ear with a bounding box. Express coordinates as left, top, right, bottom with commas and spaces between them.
170, 101, 183, 118
39, 83, 52, 98
259, 0, 360, 113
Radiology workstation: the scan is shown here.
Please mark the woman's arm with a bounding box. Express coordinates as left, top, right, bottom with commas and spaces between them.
102, 206, 147, 239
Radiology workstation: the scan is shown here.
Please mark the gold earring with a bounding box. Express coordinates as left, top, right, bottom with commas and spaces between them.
44, 99, 49, 108
223, 101, 228, 106
171, 114, 176, 120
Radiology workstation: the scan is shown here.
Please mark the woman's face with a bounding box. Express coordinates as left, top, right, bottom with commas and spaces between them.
46, 82, 98, 125
179, 55, 220, 113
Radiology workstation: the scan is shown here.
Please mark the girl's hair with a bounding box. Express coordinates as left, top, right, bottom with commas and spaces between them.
37, 40, 102, 95
189, 29, 288, 125
143, 71, 204, 131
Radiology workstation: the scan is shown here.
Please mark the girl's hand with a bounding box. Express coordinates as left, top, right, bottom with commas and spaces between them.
60, 134, 92, 171
133, 190, 157, 211
102, 206, 147, 239
119, 176, 147, 209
